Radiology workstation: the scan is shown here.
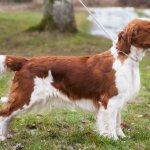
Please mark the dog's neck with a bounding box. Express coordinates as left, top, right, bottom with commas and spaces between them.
111, 43, 145, 62
129, 46, 145, 62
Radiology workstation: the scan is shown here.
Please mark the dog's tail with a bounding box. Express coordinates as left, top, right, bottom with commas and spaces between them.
0, 55, 28, 75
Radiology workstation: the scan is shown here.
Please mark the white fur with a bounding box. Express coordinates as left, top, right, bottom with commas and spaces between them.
116, 111, 126, 138
0, 117, 11, 141
97, 45, 144, 140
130, 46, 145, 61
0, 55, 7, 75
96, 104, 118, 140
0, 97, 9, 104
113, 46, 143, 103
139, 18, 150, 21
111, 43, 118, 58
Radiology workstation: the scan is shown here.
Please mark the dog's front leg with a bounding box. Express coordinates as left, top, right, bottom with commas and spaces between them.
116, 111, 126, 138
96, 101, 118, 140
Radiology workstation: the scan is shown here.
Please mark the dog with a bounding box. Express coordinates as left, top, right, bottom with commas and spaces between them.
0, 18, 149, 141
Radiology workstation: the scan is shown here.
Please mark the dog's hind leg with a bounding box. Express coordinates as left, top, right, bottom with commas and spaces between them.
0, 114, 13, 141
0, 73, 34, 141
0, 101, 36, 141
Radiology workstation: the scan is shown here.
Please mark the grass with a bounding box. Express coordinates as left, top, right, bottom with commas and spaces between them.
0, 9, 150, 150
0, 10, 111, 57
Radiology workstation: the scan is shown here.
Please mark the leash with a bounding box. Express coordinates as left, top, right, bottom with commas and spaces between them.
79, 0, 116, 43
117, 50, 139, 62
79, 0, 139, 62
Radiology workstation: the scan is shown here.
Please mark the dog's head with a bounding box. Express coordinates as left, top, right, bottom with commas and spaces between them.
117, 18, 150, 54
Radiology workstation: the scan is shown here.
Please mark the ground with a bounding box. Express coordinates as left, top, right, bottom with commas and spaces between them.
0, 8, 150, 150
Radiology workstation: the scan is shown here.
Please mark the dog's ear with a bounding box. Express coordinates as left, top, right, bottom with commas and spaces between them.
131, 19, 150, 49
117, 25, 136, 54
132, 25, 150, 49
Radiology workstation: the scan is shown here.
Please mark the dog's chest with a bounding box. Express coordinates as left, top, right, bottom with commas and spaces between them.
113, 59, 140, 102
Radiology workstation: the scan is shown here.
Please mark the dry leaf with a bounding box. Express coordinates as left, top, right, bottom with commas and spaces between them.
137, 115, 143, 118
121, 121, 130, 129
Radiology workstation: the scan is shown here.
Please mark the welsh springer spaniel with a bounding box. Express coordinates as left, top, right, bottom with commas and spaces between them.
0, 18, 149, 141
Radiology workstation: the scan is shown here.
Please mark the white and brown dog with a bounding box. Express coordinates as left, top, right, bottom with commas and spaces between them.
0, 18, 149, 141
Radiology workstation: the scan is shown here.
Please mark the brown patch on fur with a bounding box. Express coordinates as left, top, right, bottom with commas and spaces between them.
51, 51, 117, 109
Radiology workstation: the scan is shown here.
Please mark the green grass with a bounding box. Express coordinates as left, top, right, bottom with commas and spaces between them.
0, 9, 150, 150
0, 11, 111, 57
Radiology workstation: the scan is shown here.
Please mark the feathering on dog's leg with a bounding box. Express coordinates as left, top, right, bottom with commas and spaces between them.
96, 102, 118, 140
116, 111, 126, 138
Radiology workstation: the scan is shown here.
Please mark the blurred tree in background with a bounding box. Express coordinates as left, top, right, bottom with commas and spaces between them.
39, 0, 77, 32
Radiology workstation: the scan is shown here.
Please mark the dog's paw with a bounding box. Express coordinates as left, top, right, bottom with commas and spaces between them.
100, 131, 119, 141
116, 128, 126, 138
